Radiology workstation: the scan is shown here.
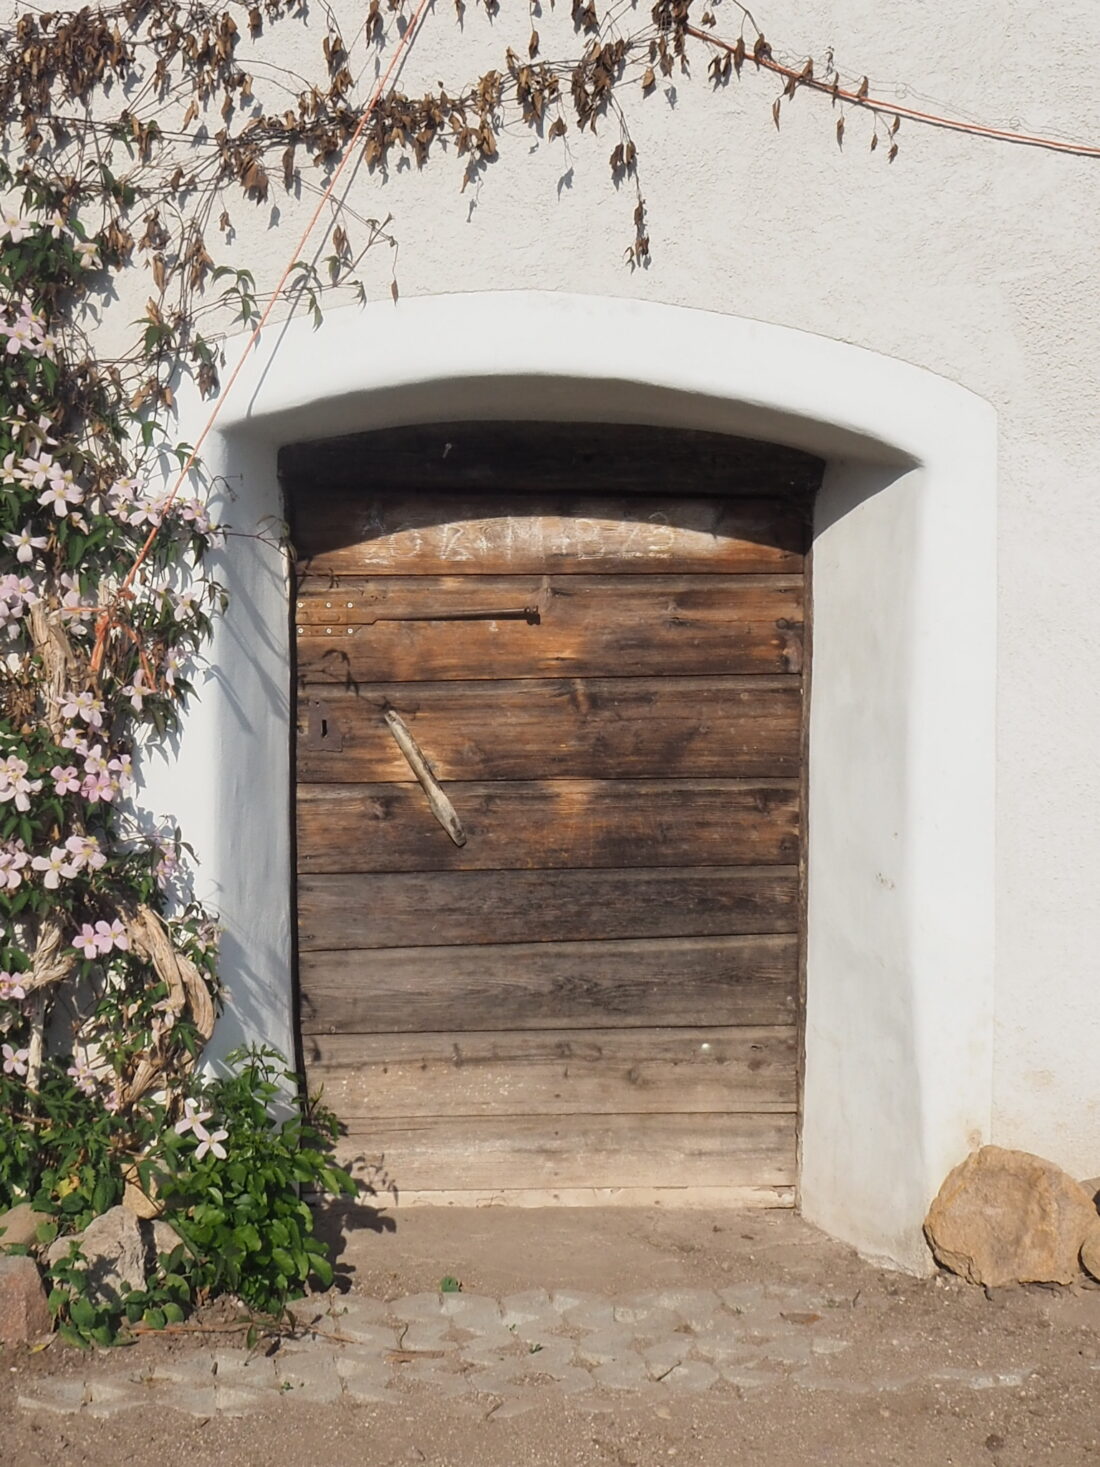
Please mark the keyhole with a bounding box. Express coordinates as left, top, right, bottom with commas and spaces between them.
320, 717, 329, 740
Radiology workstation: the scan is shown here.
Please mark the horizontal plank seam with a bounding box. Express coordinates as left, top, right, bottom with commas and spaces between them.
303, 1026, 803, 1038
297, 778, 802, 788
295, 675, 805, 690
296, 573, 805, 587
297, 864, 802, 881
298, 778, 803, 793
299, 931, 798, 953
303, 1026, 800, 1041
330, 1103, 803, 1114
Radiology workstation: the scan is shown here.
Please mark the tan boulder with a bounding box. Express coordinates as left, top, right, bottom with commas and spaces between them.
0, 1256, 51, 1345
924, 1146, 1097, 1287
0, 1204, 51, 1251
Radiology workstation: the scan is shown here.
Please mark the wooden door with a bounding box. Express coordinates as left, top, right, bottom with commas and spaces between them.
285, 424, 820, 1206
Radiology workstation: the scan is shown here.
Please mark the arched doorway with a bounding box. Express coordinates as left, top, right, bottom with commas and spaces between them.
150, 292, 995, 1270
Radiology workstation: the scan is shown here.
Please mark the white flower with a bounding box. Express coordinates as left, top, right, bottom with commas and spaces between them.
73, 238, 101, 269
122, 669, 150, 711
0, 211, 30, 243
20, 451, 56, 489
174, 1097, 214, 1137
3, 529, 48, 563
171, 591, 199, 622
193, 1127, 229, 1162
30, 845, 78, 890
38, 482, 83, 517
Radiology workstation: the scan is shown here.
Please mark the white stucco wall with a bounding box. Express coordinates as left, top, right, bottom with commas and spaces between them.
11, 1, 1100, 1249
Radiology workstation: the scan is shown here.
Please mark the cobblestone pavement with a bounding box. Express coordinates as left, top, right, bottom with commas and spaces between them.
14, 1279, 1041, 1421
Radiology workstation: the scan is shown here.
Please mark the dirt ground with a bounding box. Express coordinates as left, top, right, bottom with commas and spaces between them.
4, 1204, 1100, 1467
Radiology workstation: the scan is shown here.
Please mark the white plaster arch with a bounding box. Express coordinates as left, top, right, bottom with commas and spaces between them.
142, 291, 996, 1273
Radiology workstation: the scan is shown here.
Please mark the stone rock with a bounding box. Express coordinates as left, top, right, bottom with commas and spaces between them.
1080, 1177, 1100, 1209
0, 1255, 51, 1345
150, 1218, 184, 1263
46, 1205, 146, 1308
924, 1145, 1098, 1287
1081, 1221, 1100, 1283
121, 1161, 164, 1220
0, 1204, 51, 1251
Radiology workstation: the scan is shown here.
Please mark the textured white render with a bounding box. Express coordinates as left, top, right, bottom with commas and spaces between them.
21, 0, 1100, 1262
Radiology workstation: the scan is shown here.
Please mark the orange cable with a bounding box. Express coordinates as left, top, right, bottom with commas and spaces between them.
90, 0, 435, 674
685, 26, 1100, 159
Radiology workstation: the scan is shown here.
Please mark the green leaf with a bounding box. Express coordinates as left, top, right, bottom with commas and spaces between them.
58, 1322, 91, 1350
69, 1296, 97, 1329
142, 1306, 167, 1330
439, 1276, 462, 1294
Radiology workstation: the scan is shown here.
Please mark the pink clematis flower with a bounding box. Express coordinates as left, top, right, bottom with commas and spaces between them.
65, 834, 107, 871
94, 919, 129, 953
0, 840, 29, 891
2, 1043, 29, 1076
81, 770, 114, 803
72, 925, 101, 960
0, 972, 26, 1002
51, 765, 81, 795
59, 690, 105, 728
0, 756, 42, 812
66, 1058, 96, 1097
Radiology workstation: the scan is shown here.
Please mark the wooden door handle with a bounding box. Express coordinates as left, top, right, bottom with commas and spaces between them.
383, 709, 467, 847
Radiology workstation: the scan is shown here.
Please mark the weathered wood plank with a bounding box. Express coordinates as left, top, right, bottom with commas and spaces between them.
304, 1026, 798, 1117
330, 1111, 798, 1191
280, 421, 823, 500
296, 865, 800, 950
296, 779, 800, 872
293, 576, 804, 682
291, 493, 807, 576
298, 933, 798, 1033
296, 677, 802, 782
369, 1185, 796, 1209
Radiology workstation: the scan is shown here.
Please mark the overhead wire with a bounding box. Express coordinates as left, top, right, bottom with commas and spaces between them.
685, 25, 1100, 159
